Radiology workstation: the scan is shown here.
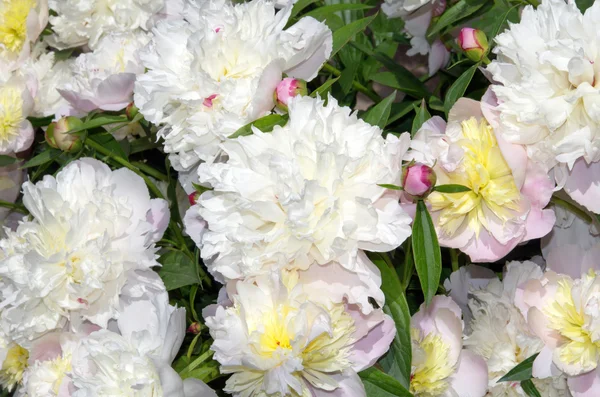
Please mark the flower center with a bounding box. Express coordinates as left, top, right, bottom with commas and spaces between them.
0, 344, 28, 391
410, 329, 454, 397
427, 117, 521, 237
0, 0, 36, 54
544, 272, 600, 371
0, 86, 24, 143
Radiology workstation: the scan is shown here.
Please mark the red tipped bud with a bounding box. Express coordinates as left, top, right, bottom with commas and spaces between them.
402, 163, 437, 199
45, 117, 83, 152
273, 77, 308, 112
458, 28, 489, 62
126, 102, 139, 121
187, 322, 202, 334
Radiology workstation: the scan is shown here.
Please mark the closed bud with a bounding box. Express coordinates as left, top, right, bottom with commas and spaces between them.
273, 77, 308, 112
45, 117, 83, 152
187, 322, 202, 334
125, 102, 139, 121
188, 191, 200, 206
402, 163, 437, 199
458, 28, 489, 62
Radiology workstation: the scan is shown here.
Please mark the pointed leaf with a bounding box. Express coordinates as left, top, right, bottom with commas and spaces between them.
433, 184, 471, 193
411, 100, 430, 137
498, 353, 538, 382
412, 199, 442, 305
362, 92, 396, 129
360, 368, 413, 397
158, 250, 201, 291
20, 148, 61, 169
444, 64, 478, 115
378, 183, 403, 191
228, 114, 289, 138
427, 0, 486, 38
311, 76, 340, 98
331, 14, 377, 58
0, 155, 18, 167
521, 380, 542, 397
304, 3, 372, 19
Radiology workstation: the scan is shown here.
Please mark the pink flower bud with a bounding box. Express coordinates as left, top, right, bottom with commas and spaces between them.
273, 77, 308, 111
187, 322, 202, 334
188, 191, 200, 206
45, 117, 83, 153
402, 163, 437, 199
458, 28, 489, 62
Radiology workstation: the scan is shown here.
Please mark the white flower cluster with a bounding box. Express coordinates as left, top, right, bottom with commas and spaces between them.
0, 159, 214, 396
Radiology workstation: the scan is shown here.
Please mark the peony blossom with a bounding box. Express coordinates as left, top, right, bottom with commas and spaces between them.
405, 97, 556, 262
0, 158, 169, 346
381, 0, 449, 75
0, 73, 35, 155
515, 266, 600, 396
409, 295, 488, 397
134, 0, 333, 171
204, 275, 395, 397
58, 31, 150, 113
487, 0, 600, 213
47, 0, 165, 50
0, 0, 48, 73
446, 262, 571, 397
16, 283, 216, 397
184, 95, 412, 286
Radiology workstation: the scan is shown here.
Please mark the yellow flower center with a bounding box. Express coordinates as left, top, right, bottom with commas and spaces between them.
544, 271, 600, 372
0, 344, 28, 391
0, 86, 24, 144
0, 0, 37, 54
410, 328, 454, 397
427, 118, 521, 238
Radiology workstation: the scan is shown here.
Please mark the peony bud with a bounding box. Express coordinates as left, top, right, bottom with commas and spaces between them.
45, 117, 83, 152
273, 77, 308, 112
458, 28, 489, 63
125, 102, 139, 121
402, 163, 437, 199
188, 191, 200, 206
187, 322, 202, 334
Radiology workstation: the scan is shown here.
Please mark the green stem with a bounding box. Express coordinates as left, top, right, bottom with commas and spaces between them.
0, 200, 27, 214
450, 248, 459, 273
131, 161, 168, 182
85, 137, 164, 199
550, 195, 593, 224
482, 55, 491, 65
322, 63, 381, 103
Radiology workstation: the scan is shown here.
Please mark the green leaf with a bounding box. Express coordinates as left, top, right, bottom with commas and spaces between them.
369, 253, 412, 389
290, 0, 320, 18
498, 353, 539, 382
488, 4, 520, 41
192, 182, 213, 195
387, 101, 419, 126
521, 380, 542, 397
28, 115, 55, 128
359, 368, 413, 397
444, 64, 479, 115
371, 72, 430, 100
88, 133, 128, 160
412, 200, 442, 305
304, 3, 372, 19
378, 183, 403, 191
0, 155, 18, 167
338, 60, 360, 94
331, 14, 377, 58
362, 92, 396, 129
411, 100, 430, 137
427, 0, 486, 38
228, 114, 289, 139
20, 148, 61, 169
68, 115, 129, 134
158, 250, 201, 291
311, 76, 340, 98
576, 0, 595, 12
433, 184, 471, 193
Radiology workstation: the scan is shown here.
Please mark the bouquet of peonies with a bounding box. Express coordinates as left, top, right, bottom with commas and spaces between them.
2, 0, 600, 396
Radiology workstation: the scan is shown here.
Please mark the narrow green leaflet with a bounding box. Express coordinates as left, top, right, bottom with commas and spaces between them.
371, 72, 430, 100
20, 148, 61, 169
427, 0, 487, 38
338, 61, 360, 94
304, 3, 372, 19
28, 115, 54, 128
369, 253, 412, 389
378, 183, 403, 191
311, 76, 341, 98
290, 0, 320, 18
67, 115, 129, 135
444, 64, 479, 115
359, 367, 413, 397
521, 380, 542, 397
89, 134, 129, 160
362, 92, 396, 129
158, 250, 201, 291
228, 114, 289, 138
0, 155, 18, 167
433, 184, 471, 193
411, 100, 430, 137
330, 14, 377, 58
498, 353, 539, 382
387, 101, 419, 126
412, 200, 442, 305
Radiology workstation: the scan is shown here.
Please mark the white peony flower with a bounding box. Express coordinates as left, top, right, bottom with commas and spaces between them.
487, 0, 600, 213
47, 0, 165, 50
58, 30, 150, 113
25, 52, 75, 118
134, 0, 333, 170
185, 95, 412, 288
204, 275, 395, 397
0, 158, 169, 346
0, 72, 35, 154
0, 0, 48, 73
